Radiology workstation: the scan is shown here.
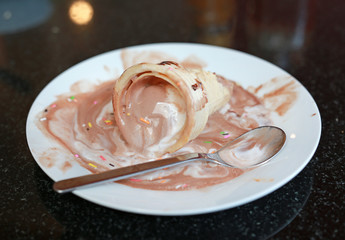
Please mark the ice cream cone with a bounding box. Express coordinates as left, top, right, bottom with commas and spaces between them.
113, 61, 232, 157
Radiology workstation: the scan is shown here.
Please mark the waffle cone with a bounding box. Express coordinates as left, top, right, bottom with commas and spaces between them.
113, 61, 232, 156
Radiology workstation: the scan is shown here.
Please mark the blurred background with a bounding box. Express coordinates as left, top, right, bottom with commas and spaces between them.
0, 0, 319, 77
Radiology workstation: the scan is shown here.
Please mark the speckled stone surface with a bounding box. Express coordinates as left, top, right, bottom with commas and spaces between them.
0, 0, 344, 239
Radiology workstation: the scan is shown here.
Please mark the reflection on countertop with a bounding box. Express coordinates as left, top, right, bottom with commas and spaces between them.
31, 161, 313, 239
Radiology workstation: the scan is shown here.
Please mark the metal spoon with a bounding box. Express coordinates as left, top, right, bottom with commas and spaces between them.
53, 126, 286, 193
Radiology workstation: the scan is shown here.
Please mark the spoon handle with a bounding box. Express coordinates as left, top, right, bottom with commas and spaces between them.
53, 153, 200, 194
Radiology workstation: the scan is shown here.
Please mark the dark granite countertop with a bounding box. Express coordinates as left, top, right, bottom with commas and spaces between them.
0, 0, 344, 239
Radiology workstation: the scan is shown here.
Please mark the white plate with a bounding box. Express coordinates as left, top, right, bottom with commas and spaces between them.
26, 43, 321, 216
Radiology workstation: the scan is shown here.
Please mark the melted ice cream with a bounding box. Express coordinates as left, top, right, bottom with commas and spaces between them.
115, 75, 187, 156
36, 66, 298, 191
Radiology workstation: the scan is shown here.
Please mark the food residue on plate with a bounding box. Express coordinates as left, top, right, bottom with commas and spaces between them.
36, 50, 299, 191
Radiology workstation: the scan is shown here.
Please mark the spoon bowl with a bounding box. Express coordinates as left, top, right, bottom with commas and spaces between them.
53, 126, 286, 193
209, 126, 286, 169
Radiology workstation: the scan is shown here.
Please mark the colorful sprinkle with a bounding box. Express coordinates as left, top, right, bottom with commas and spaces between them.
104, 120, 113, 125
175, 183, 188, 189
109, 163, 115, 167
160, 180, 167, 183
40, 117, 47, 121
126, 112, 131, 116
204, 141, 212, 144
88, 122, 92, 128
253, 178, 274, 182
74, 154, 79, 158
67, 96, 78, 102
51, 104, 57, 108
168, 67, 174, 71
223, 134, 231, 139
93, 100, 98, 104
99, 155, 106, 161
130, 178, 142, 182
140, 117, 150, 125
88, 163, 97, 168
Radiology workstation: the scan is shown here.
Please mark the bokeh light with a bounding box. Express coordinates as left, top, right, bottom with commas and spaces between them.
69, 0, 93, 25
